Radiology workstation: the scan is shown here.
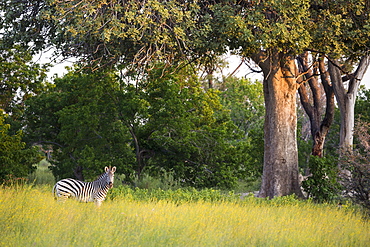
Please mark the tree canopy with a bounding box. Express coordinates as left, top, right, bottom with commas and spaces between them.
2, 1, 368, 67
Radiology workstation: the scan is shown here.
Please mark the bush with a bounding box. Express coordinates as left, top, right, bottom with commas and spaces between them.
340, 119, 370, 213
133, 171, 181, 191
302, 155, 341, 202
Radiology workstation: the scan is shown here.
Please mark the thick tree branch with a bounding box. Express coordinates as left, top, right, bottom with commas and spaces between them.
298, 83, 314, 119
297, 52, 321, 111
318, 56, 334, 134
348, 54, 370, 95
328, 59, 346, 109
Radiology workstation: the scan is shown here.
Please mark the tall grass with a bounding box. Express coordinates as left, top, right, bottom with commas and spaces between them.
0, 186, 369, 246
27, 159, 55, 186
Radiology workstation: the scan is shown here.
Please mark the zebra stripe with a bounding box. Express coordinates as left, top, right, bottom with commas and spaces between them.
53, 166, 116, 207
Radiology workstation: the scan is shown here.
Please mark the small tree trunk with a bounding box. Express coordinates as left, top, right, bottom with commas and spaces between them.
311, 133, 325, 157
329, 56, 370, 152
339, 95, 356, 150
329, 60, 352, 151
73, 165, 84, 181
253, 51, 303, 198
127, 124, 144, 178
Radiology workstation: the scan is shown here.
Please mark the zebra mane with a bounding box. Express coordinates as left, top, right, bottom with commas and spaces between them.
96, 166, 112, 180
97, 171, 108, 180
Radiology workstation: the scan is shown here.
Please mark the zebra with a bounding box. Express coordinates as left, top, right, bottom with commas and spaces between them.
53, 166, 116, 207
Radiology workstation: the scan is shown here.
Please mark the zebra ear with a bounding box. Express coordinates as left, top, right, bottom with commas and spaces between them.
111, 166, 116, 173
105, 166, 109, 173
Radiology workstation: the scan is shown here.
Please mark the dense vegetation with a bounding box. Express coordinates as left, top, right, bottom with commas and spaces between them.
22, 67, 264, 189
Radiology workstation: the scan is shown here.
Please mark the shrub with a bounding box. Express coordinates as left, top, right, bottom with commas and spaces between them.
302, 155, 341, 202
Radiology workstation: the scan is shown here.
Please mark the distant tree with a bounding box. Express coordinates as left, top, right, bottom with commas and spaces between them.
0, 41, 48, 183
139, 67, 249, 188
26, 67, 248, 189
219, 77, 265, 178
26, 70, 135, 181
0, 110, 43, 183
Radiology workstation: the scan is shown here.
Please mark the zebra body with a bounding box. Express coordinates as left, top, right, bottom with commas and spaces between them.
53, 166, 116, 207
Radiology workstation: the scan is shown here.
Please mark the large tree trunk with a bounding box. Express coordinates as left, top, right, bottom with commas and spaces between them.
329, 55, 370, 152
253, 51, 303, 198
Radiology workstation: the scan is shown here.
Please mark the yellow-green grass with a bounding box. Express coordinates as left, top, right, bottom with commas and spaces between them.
0, 187, 369, 247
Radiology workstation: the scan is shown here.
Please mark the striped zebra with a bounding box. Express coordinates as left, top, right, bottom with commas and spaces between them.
53, 166, 116, 207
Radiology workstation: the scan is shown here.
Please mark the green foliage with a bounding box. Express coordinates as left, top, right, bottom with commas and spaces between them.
0, 42, 48, 184
26, 70, 135, 181
4, 0, 369, 73
355, 86, 370, 123
234, 178, 262, 194
44, 0, 201, 68
0, 43, 49, 133
126, 171, 181, 191
302, 155, 341, 202
12, 0, 366, 66
0, 110, 43, 183
139, 67, 252, 189
219, 77, 264, 135
0, 0, 55, 52
219, 77, 265, 178
297, 136, 312, 172
25, 67, 251, 189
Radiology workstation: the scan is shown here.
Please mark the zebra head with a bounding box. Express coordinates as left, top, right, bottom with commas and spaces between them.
105, 166, 116, 189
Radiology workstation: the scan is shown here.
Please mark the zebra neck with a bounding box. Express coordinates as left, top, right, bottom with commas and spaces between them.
93, 178, 109, 190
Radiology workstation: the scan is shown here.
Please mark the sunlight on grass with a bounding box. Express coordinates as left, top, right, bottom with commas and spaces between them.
0, 186, 369, 246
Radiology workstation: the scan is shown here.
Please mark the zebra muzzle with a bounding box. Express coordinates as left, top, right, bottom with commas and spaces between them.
108, 182, 113, 188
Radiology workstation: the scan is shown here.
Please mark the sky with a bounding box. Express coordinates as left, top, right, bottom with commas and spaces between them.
44, 53, 370, 90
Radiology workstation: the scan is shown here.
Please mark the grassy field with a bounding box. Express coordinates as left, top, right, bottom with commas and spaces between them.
0, 186, 369, 246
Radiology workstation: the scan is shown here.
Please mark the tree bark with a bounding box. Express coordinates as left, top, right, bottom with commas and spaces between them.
253, 51, 303, 198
